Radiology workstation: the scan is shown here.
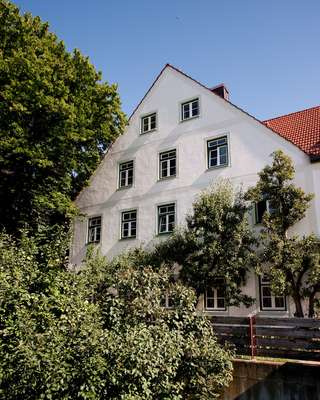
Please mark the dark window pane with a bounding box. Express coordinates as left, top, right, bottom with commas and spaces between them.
170, 165, 176, 176
262, 286, 271, 297
168, 297, 174, 308
217, 298, 225, 309
263, 297, 272, 308
206, 298, 215, 308
256, 200, 267, 223
206, 288, 214, 297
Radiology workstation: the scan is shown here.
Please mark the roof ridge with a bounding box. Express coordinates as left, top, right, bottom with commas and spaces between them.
264, 105, 320, 123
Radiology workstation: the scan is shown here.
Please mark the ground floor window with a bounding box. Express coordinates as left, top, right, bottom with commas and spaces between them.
259, 275, 286, 311
205, 285, 226, 311
161, 292, 174, 309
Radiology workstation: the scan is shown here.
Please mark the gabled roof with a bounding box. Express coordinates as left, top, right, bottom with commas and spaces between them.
129, 64, 320, 161
264, 106, 320, 159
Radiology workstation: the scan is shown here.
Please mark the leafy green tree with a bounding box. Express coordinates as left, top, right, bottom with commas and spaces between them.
0, 233, 233, 399
246, 150, 320, 317
0, 0, 126, 236
146, 181, 257, 307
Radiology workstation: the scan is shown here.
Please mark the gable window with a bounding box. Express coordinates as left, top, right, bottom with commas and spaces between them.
254, 198, 277, 224
158, 203, 175, 234
119, 161, 134, 188
205, 285, 226, 311
159, 149, 176, 179
88, 216, 102, 244
121, 210, 137, 239
141, 113, 157, 134
181, 98, 199, 121
260, 275, 286, 311
207, 136, 229, 168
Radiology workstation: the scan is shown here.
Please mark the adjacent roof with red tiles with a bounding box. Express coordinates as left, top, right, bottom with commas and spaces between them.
263, 106, 320, 159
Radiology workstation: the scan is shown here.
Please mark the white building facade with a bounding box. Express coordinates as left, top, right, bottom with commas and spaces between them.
71, 64, 320, 317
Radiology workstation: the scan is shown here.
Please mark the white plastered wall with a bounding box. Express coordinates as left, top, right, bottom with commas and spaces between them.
71, 66, 319, 317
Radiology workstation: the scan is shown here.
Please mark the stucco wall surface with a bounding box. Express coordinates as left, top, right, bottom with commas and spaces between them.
71, 66, 319, 317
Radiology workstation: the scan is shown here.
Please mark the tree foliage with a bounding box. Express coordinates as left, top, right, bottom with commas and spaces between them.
146, 181, 257, 307
246, 150, 320, 317
0, 233, 233, 399
0, 0, 126, 236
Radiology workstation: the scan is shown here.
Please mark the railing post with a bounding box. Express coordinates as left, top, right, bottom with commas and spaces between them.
248, 313, 257, 359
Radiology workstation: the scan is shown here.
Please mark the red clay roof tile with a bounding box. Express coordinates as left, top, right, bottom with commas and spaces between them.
263, 106, 320, 158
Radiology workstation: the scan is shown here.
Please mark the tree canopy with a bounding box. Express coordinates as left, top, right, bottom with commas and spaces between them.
144, 181, 257, 307
0, 0, 126, 236
0, 233, 233, 399
246, 150, 320, 317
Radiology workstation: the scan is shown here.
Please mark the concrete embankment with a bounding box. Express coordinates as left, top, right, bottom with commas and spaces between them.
220, 359, 320, 400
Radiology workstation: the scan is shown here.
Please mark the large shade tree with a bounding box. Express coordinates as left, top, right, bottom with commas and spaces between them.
0, 0, 126, 236
246, 150, 320, 317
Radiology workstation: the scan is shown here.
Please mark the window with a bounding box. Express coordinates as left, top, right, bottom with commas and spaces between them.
181, 98, 199, 121
121, 210, 137, 239
207, 136, 229, 168
159, 149, 176, 179
260, 275, 286, 311
88, 216, 101, 244
254, 198, 277, 224
119, 161, 134, 188
158, 203, 175, 234
161, 292, 174, 309
141, 113, 157, 134
205, 285, 226, 311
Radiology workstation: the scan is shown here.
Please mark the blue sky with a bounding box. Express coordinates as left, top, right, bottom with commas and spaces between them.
14, 0, 320, 120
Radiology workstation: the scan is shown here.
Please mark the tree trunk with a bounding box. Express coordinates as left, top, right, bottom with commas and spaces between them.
308, 287, 319, 318
308, 292, 316, 318
292, 294, 304, 318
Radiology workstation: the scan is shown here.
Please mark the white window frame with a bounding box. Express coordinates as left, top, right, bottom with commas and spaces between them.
259, 275, 286, 311
254, 199, 277, 224
161, 291, 174, 309
121, 210, 137, 239
159, 149, 177, 180
118, 160, 134, 189
204, 286, 226, 311
207, 136, 229, 169
141, 112, 157, 134
87, 216, 102, 244
180, 98, 200, 121
157, 203, 176, 234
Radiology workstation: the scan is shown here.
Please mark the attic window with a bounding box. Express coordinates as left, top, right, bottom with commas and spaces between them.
141, 113, 157, 134
181, 98, 199, 121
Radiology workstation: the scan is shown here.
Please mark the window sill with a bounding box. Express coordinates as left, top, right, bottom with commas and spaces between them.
119, 237, 137, 241
206, 163, 229, 171
205, 309, 229, 316
140, 128, 157, 135
157, 176, 177, 182
156, 232, 174, 237
86, 241, 101, 246
117, 185, 133, 191
257, 310, 288, 316
179, 115, 200, 123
